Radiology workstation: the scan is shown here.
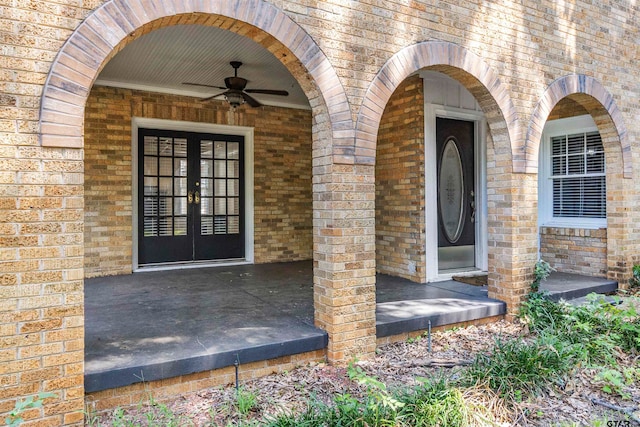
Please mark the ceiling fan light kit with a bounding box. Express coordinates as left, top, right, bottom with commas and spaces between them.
183, 61, 289, 108
224, 91, 245, 108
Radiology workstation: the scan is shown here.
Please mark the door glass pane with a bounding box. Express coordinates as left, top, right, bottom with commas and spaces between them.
159, 217, 172, 236
144, 136, 158, 155
214, 141, 226, 159
174, 178, 187, 196
214, 216, 226, 234
174, 197, 187, 215
228, 217, 239, 234
144, 197, 158, 216
158, 197, 172, 216
144, 177, 158, 195
214, 160, 226, 178
201, 159, 213, 178
174, 139, 187, 157
159, 158, 173, 176
159, 138, 172, 156
201, 178, 213, 197
201, 197, 213, 215
228, 142, 239, 159
144, 157, 157, 176
227, 198, 238, 215
201, 141, 213, 159
144, 217, 158, 236
227, 160, 239, 178
201, 217, 213, 235
215, 198, 226, 215
215, 179, 226, 197
174, 158, 187, 176
159, 178, 172, 196
174, 217, 187, 235
227, 179, 238, 197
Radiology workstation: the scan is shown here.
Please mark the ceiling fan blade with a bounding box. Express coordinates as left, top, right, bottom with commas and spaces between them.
245, 89, 289, 96
182, 82, 227, 90
241, 92, 262, 108
200, 92, 226, 101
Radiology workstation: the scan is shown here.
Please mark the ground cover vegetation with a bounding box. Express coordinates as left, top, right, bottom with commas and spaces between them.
70, 262, 640, 425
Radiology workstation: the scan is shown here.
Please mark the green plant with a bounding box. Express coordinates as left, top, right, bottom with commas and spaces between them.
531, 259, 555, 292
235, 386, 258, 416
519, 289, 567, 332
629, 264, 640, 289
5, 392, 57, 427
399, 374, 470, 427
464, 333, 575, 400
595, 367, 640, 400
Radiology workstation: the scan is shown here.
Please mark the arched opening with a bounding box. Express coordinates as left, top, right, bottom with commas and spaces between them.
38, 0, 361, 400
360, 41, 527, 325
534, 87, 631, 283
357, 42, 535, 294
82, 21, 322, 394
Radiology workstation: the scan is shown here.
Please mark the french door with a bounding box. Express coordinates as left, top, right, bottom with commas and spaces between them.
138, 128, 245, 265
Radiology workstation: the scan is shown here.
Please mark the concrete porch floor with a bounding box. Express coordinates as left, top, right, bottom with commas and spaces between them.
84, 261, 616, 392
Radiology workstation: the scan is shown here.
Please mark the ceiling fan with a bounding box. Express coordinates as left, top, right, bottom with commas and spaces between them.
183, 61, 289, 108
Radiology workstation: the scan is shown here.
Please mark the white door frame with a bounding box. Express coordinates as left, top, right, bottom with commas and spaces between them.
131, 117, 255, 271
424, 105, 488, 281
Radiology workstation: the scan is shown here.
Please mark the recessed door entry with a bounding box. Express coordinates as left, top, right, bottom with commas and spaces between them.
138, 128, 245, 266
436, 118, 475, 271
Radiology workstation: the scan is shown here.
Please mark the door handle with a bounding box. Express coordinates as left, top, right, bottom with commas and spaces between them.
188, 191, 194, 204
194, 191, 200, 205
470, 190, 476, 223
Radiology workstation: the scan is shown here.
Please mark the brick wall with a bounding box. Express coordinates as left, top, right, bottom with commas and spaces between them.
540, 227, 607, 277
3, 0, 640, 425
84, 86, 312, 277
375, 75, 426, 282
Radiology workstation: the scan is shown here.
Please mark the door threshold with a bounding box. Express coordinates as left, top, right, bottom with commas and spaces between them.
134, 258, 251, 272
434, 268, 486, 282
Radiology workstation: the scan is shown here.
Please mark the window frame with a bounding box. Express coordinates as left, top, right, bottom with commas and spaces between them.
539, 115, 606, 229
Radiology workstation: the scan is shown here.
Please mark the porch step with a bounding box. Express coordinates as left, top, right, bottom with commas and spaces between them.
541, 272, 618, 302
375, 279, 507, 338
564, 294, 622, 307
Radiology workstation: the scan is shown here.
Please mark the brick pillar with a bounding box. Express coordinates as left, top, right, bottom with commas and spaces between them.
605, 169, 636, 286
486, 167, 539, 318
313, 163, 377, 363
0, 147, 85, 425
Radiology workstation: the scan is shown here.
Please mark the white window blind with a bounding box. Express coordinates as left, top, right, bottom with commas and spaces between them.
550, 131, 605, 218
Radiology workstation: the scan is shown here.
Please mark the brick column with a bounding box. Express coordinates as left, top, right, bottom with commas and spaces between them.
605, 166, 637, 286
313, 163, 377, 363
486, 166, 539, 318
1, 148, 85, 425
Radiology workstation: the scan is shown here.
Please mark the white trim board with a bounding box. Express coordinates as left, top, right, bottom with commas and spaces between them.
131, 117, 255, 271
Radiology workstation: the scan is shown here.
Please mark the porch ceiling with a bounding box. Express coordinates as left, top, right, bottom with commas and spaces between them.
95, 24, 310, 110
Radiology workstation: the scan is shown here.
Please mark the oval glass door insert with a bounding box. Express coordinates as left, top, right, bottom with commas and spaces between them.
439, 137, 465, 243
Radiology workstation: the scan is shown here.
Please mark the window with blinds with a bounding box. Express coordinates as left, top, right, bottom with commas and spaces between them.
550, 131, 605, 218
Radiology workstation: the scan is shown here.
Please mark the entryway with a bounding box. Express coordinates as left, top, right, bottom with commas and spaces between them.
132, 118, 256, 270
436, 117, 476, 271
422, 71, 488, 281
138, 128, 245, 265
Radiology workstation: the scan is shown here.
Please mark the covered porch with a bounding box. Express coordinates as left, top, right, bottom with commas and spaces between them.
84, 261, 616, 393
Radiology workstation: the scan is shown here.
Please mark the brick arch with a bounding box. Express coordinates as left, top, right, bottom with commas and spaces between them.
355, 41, 521, 170
525, 75, 631, 178
39, 0, 354, 162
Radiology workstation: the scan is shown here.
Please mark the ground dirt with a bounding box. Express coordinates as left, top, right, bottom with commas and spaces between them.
90, 294, 640, 427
